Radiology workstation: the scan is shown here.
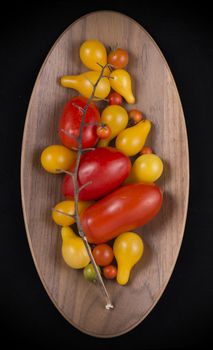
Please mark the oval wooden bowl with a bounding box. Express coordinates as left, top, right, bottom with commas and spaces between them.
21, 11, 189, 337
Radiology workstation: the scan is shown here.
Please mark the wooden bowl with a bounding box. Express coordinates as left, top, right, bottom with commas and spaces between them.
21, 11, 189, 337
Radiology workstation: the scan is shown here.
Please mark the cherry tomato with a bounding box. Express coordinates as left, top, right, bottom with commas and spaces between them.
108, 91, 123, 105
92, 244, 114, 266
41, 145, 76, 174
128, 109, 143, 124
103, 265, 117, 279
140, 146, 153, 155
62, 147, 131, 201
81, 183, 163, 244
96, 124, 111, 139
108, 48, 129, 69
59, 96, 100, 149
83, 263, 101, 282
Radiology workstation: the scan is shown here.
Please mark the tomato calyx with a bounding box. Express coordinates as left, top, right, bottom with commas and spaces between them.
107, 44, 118, 54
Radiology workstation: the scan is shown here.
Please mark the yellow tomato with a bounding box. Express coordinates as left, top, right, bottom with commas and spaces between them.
80, 40, 110, 76
52, 200, 93, 226
109, 69, 135, 104
41, 145, 76, 174
61, 227, 90, 269
113, 232, 144, 285
115, 119, 151, 156
61, 71, 110, 100
131, 154, 163, 183
98, 105, 128, 147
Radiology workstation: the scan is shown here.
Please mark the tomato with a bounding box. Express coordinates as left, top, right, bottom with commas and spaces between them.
80, 40, 110, 76
109, 69, 135, 104
62, 147, 131, 201
141, 146, 153, 155
41, 145, 76, 174
131, 154, 163, 183
114, 232, 143, 285
81, 183, 163, 244
83, 263, 101, 282
58, 96, 100, 149
98, 105, 128, 147
52, 200, 92, 226
108, 91, 123, 105
128, 109, 143, 124
92, 244, 114, 266
61, 227, 90, 269
103, 265, 117, 279
108, 48, 129, 69
116, 119, 151, 156
96, 124, 111, 139
61, 72, 110, 100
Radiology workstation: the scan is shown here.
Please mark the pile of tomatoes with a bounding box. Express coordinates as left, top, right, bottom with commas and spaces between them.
41, 40, 164, 286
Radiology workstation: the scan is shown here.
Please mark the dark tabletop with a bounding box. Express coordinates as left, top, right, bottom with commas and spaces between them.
0, 1, 212, 348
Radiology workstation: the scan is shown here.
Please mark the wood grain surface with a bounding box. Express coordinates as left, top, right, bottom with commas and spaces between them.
21, 11, 189, 337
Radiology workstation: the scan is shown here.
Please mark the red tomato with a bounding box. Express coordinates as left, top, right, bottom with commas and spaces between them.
92, 244, 114, 266
128, 109, 143, 124
96, 124, 111, 139
62, 147, 131, 200
81, 183, 163, 244
58, 96, 100, 149
141, 146, 153, 155
108, 91, 123, 105
108, 48, 129, 69
103, 265, 117, 279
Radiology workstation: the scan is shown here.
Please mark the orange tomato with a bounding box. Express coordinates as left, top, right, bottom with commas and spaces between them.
92, 244, 114, 266
103, 265, 117, 279
96, 124, 111, 139
108, 48, 129, 69
128, 109, 143, 124
140, 146, 153, 155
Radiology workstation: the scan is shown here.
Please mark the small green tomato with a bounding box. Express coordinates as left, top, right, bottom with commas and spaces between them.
83, 263, 101, 282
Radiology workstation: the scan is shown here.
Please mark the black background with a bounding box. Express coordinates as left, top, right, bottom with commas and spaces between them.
1, 1, 213, 348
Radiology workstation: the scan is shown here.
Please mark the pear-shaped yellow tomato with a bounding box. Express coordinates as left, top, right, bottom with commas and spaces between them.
80, 40, 110, 76
131, 154, 163, 183
116, 119, 151, 156
113, 232, 144, 285
52, 200, 93, 226
98, 105, 128, 147
109, 69, 135, 104
61, 71, 110, 99
61, 227, 90, 269
41, 145, 76, 174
